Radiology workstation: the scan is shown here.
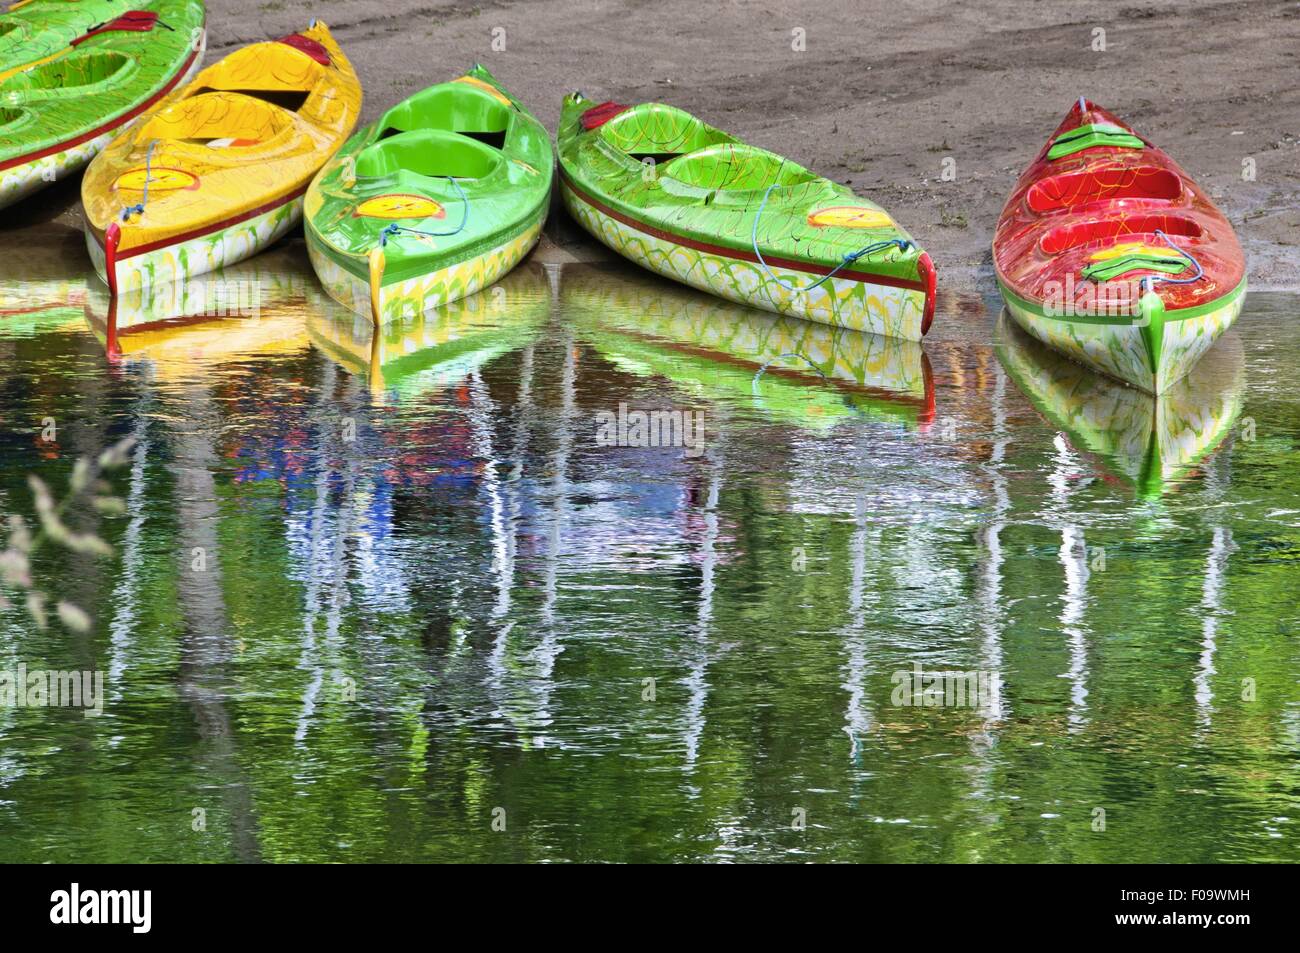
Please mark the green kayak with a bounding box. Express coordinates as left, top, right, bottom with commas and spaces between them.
557, 93, 935, 342
996, 314, 1244, 499
305, 64, 553, 325
0, 0, 206, 210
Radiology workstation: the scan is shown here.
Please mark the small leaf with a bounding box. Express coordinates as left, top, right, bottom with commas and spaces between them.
56, 601, 92, 633
70, 458, 92, 494
97, 436, 137, 470
25, 591, 47, 630
0, 549, 32, 587
6, 515, 32, 552
66, 532, 113, 557
92, 496, 127, 516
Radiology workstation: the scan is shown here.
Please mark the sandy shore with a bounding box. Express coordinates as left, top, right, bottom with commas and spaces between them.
3, 0, 1297, 290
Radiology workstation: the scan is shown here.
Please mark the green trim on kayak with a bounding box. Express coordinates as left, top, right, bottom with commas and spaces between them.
305, 64, 553, 290
1081, 254, 1188, 283
1047, 123, 1145, 160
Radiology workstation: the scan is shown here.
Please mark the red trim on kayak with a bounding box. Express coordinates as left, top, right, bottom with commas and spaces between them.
91, 184, 307, 259
917, 252, 936, 336
276, 33, 330, 65
71, 11, 160, 45
0, 43, 201, 172
105, 221, 121, 297
580, 101, 630, 130
561, 170, 928, 293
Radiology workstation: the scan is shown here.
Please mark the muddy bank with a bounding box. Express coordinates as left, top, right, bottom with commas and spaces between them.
4, 0, 1297, 291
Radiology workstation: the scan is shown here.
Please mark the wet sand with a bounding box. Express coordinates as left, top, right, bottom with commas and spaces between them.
3, 0, 1297, 290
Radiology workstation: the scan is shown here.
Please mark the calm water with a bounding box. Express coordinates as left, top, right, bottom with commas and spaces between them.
1, 240, 1297, 863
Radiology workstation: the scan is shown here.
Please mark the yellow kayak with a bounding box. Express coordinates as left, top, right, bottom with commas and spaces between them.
81, 20, 361, 296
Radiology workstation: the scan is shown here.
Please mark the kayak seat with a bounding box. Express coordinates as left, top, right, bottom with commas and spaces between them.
1040, 214, 1202, 255
664, 143, 817, 191
1028, 166, 1181, 213
597, 102, 729, 160
375, 84, 511, 152
355, 129, 504, 181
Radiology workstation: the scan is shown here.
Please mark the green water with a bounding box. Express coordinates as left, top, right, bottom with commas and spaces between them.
1, 243, 1297, 863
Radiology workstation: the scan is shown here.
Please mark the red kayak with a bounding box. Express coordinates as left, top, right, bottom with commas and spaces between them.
993, 98, 1246, 393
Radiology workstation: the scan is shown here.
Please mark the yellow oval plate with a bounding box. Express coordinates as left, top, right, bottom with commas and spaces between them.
807, 206, 894, 229
114, 167, 200, 193
354, 194, 445, 219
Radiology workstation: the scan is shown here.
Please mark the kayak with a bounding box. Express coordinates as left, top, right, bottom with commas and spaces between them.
305, 65, 552, 325
993, 98, 1246, 393
557, 93, 935, 342
0, 0, 206, 210
563, 262, 934, 431
307, 261, 549, 398
996, 313, 1244, 498
81, 20, 360, 296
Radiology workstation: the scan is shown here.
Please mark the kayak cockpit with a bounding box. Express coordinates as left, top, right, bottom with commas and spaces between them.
663, 143, 817, 192
5, 50, 131, 96
1027, 166, 1182, 213
354, 129, 504, 181
1039, 214, 1202, 255
375, 82, 513, 151
597, 102, 730, 167
138, 94, 297, 148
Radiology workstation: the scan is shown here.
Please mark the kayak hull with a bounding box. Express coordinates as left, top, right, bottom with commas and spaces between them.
557, 95, 933, 342
306, 213, 544, 324
999, 276, 1245, 393
86, 191, 305, 297
2, 128, 118, 212
562, 178, 929, 342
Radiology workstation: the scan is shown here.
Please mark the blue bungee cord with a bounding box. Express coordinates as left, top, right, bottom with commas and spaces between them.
1140, 228, 1205, 295
120, 139, 159, 222
380, 176, 470, 246
751, 181, 911, 293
